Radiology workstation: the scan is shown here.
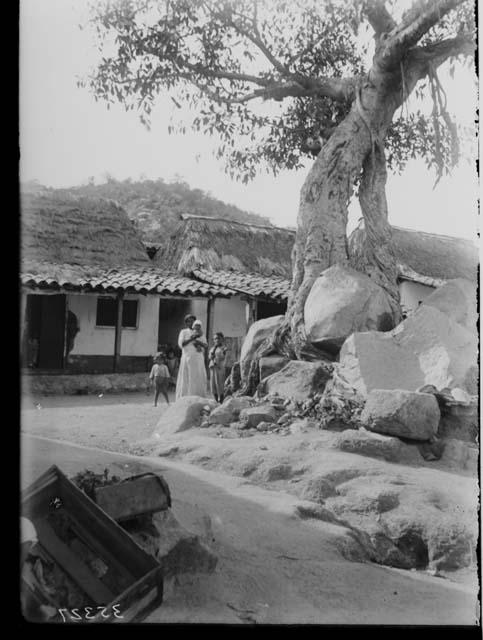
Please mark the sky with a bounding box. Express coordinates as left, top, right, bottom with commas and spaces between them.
20, 0, 479, 241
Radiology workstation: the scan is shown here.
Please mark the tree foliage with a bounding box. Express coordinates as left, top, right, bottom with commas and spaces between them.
83, 0, 475, 183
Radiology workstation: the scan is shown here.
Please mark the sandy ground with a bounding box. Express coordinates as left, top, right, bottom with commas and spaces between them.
21, 433, 480, 625
20, 392, 481, 624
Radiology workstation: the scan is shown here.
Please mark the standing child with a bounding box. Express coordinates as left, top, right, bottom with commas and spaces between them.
149, 353, 171, 407
166, 348, 180, 389
208, 332, 227, 403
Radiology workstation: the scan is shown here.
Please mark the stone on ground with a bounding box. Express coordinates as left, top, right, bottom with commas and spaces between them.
239, 315, 284, 382
239, 404, 278, 429
339, 305, 477, 397
304, 264, 396, 353
256, 421, 273, 432
265, 463, 294, 481
440, 438, 478, 473
421, 278, 477, 332
208, 404, 234, 426
259, 355, 290, 381
289, 419, 318, 434
438, 402, 479, 443
123, 510, 217, 578
220, 395, 254, 417
154, 396, 217, 436
263, 361, 330, 402
302, 476, 337, 503
335, 428, 422, 463
361, 389, 440, 441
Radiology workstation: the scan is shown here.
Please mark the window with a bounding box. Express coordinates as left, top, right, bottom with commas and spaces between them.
122, 300, 138, 328
96, 298, 138, 328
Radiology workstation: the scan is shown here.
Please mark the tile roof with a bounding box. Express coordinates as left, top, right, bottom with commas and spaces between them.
192, 268, 290, 301
21, 261, 232, 298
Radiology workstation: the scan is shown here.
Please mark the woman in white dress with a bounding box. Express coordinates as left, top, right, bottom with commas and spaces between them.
175, 316, 208, 399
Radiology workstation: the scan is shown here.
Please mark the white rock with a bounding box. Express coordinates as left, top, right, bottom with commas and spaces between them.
361, 389, 440, 441
421, 278, 477, 332
263, 361, 330, 402
153, 396, 217, 436
304, 264, 396, 353
239, 315, 284, 382
339, 305, 477, 397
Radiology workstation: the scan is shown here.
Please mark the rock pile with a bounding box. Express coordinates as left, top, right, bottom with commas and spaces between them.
338, 287, 477, 398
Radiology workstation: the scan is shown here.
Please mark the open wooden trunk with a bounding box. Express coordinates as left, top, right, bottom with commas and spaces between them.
21, 465, 164, 623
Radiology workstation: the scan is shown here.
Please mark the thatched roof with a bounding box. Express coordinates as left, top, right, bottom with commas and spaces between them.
21, 191, 150, 268
153, 214, 295, 278
349, 222, 478, 285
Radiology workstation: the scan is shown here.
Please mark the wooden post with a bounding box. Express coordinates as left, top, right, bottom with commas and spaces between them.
247, 298, 257, 327
20, 290, 28, 367
62, 295, 69, 370
113, 292, 124, 373
205, 296, 215, 367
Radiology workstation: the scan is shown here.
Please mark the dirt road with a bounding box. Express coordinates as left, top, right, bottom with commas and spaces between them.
21, 432, 479, 625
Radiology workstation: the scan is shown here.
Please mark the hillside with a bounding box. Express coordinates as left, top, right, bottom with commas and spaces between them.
22, 178, 271, 244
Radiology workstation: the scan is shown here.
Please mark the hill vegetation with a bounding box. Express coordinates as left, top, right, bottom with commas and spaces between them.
22, 177, 271, 243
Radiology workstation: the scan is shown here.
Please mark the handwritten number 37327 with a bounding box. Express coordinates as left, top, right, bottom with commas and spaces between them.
58, 605, 123, 622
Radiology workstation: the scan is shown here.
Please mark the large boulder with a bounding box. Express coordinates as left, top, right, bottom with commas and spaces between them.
421, 278, 477, 332
263, 361, 330, 402
154, 396, 217, 436
239, 404, 277, 429
334, 428, 422, 463
304, 264, 395, 353
339, 305, 477, 397
240, 315, 284, 382
259, 355, 290, 381
361, 389, 440, 441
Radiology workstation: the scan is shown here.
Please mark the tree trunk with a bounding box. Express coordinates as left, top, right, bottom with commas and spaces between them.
238, 82, 404, 394
351, 146, 403, 323
280, 104, 376, 360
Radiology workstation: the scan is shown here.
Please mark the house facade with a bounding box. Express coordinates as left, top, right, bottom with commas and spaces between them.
152, 215, 293, 366
20, 192, 230, 375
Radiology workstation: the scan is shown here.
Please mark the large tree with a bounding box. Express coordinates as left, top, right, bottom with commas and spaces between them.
85, 0, 475, 362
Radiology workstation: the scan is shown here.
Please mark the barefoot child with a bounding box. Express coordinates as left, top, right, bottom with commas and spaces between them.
149, 353, 171, 407
208, 332, 227, 403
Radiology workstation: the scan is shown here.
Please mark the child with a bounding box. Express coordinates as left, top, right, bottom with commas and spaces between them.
191, 320, 207, 353
166, 348, 180, 389
149, 353, 171, 407
208, 332, 227, 403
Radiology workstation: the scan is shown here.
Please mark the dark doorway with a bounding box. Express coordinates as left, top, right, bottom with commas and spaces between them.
158, 298, 191, 355
24, 294, 66, 370
256, 300, 287, 321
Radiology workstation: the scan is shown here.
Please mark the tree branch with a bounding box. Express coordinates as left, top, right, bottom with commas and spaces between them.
364, 0, 397, 37
376, 0, 468, 70
228, 17, 292, 78
403, 32, 475, 88
186, 73, 358, 105
179, 61, 272, 87
418, 32, 475, 68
